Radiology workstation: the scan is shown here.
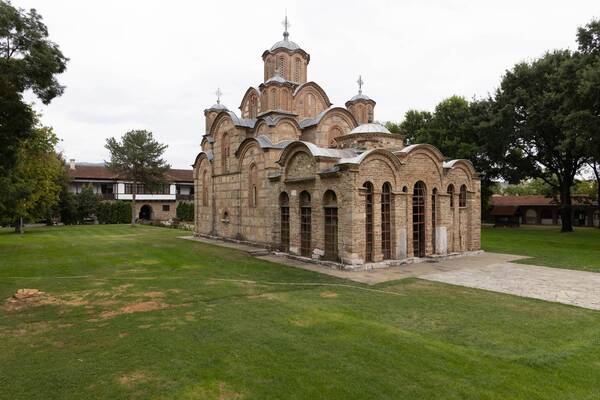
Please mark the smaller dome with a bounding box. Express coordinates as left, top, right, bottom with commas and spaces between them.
348, 93, 372, 102
265, 74, 288, 84
270, 39, 301, 52
350, 123, 390, 135
207, 102, 228, 111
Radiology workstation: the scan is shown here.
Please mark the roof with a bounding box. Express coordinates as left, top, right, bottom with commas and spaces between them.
490, 205, 519, 216
68, 164, 193, 183
490, 195, 595, 207
205, 102, 228, 112
270, 38, 301, 52
350, 123, 391, 134
348, 93, 373, 102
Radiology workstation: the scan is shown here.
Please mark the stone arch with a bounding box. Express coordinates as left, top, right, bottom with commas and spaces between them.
293, 82, 332, 118
356, 150, 401, 187
239, 87, 261, 118
322, 189, 339, 261
139, 204, 152, 220
273, 118, 301, 142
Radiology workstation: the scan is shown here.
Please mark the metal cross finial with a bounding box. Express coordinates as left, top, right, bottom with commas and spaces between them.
215, 87, 223, 104
357, 75, 364, 95
282, 11, 290, 40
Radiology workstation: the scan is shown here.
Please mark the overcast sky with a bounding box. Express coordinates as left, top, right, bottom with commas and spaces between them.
14, 0, 599, 169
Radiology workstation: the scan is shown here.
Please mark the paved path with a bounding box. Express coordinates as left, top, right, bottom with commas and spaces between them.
181, 236, 600, 310
422, 263, 600, 310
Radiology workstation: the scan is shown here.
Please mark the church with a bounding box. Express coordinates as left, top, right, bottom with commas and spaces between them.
193, 20, 481, 267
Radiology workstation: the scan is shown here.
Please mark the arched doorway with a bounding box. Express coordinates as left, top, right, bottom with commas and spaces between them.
299, 191, 312, 257
413, 182, 426, 258
139, 204, 152, 220
323, 190, 338, 261
279, 192, 290, 252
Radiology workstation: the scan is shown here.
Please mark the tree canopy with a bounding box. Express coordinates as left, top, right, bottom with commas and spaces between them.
0, 0, 67, 173
105, 130, 170, 225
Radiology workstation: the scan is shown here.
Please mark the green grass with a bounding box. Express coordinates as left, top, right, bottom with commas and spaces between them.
482, 225, 600, 272
1, 225, 600, 399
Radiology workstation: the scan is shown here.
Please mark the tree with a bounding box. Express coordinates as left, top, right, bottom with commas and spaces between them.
76, 185, 101, 223
578, 18, 600, 227
398, 109, 432, 144
105, 130, 170, 226
496, 49, 600, 232
0, 1, 68, 174
0, 126, 64, 233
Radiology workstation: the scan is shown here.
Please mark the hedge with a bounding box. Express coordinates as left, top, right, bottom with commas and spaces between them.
176, 202, 194, 222
97, 201, 131, 224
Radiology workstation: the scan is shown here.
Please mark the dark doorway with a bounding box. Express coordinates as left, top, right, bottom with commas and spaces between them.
139, 204, 152, 220
300, 191, 312, 257
280, 192, 290, 252
413, 182, 426, 257
323, 190, 338, 261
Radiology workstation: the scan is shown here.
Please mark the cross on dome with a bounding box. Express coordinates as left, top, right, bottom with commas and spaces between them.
357, 75, 364, 95
282, 12, 290, 40
215, 87, 223, 104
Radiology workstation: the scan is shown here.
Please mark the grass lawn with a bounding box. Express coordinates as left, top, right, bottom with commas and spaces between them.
1, 225, 600, 399
482, 225, 600, 272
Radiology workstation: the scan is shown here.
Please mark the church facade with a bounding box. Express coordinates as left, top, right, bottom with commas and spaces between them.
193, 24, 481, 267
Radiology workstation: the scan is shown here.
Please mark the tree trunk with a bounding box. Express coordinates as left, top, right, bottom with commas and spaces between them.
560, 183, 574, 233
15, 217, 23, 234
131, 187, 137, 227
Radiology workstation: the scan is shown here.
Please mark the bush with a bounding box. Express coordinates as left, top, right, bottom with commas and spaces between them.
176, 202, 194, 222
97, 201, 131, 224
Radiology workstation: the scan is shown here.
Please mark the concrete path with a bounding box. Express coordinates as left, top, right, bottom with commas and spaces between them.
422, 263, 600, 310
181, 235, 600, 310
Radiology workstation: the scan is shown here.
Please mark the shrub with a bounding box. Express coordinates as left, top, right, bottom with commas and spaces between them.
97, 201, 131, 224
176, 202, 194, 222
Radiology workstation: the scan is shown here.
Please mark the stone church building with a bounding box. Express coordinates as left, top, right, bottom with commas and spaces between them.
193, 22, 481, 267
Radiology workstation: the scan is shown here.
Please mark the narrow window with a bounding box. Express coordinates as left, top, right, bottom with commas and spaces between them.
459, 185, 467, 208
364, 182, 374, 262
323, 190, 338, 261
381, 183, 392, 260
221, 133, 230, 173
270, 89, 277, 110
295, 58, 301, 82
280, 192, 290, 252
249, 164, 257, 207
447, 184, 455, 208
202, 170, 208, 206
413, 181, 426, 257
300, 191, 312, 257
432, 188, 437, 253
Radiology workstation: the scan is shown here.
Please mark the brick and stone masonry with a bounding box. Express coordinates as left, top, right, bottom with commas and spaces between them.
193, 23, 481, 267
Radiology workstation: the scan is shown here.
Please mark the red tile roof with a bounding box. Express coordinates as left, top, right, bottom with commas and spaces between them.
490, 195, 595, 207
67, 164, 193, 183
490, 205, 519, 216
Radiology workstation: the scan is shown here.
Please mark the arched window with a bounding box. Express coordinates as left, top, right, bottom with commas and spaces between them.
294, 58, 301, 82
381, 183, 392, 260
249, 95, 258, 118
323, 190, 338, 261
459, 184, 467, 208
202, 170, 208, 206
270, 89, 277, 110
432, 188, 437, 253
279, 192, 290, 252
328, 126, 343, 148
368, 107, 374, 123
300, 191, 312, 257
364, 182, 374, 262
413, 181, 426, 257
305, 93, 316, 117
221, 133, 230, 173
447, 184, 455, 208
248, 164, 257, 207
281, 90, 288, 110
278, 56, 286, 79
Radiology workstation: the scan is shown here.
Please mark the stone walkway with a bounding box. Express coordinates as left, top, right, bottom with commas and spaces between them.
423, 263, 600, 310
181, 235, 600, 310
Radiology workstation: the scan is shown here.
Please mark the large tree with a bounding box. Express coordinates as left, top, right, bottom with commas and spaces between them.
496, 49, 600, 232
0, 0, 68, 174
105, 130, 170, 226
0, 126, 64, 233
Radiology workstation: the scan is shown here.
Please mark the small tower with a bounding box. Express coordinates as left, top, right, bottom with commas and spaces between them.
346, 75, 376, 124
204, 88, 228, 134
262, 14, 310, 83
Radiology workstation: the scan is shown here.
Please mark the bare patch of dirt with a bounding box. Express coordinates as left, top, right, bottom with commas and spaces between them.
99, 300, 171, 319
3, 289, 59, 311
117, 371, 149, 388
167, 288, 181, 294
216, 381, 244, 400
141, 291, 165, 298
320, 291, 338, 298
247, 292, 279, 300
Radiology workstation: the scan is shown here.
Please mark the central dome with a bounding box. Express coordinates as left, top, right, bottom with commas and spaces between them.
350, 123, 391, 134
270, 38, 301, 52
